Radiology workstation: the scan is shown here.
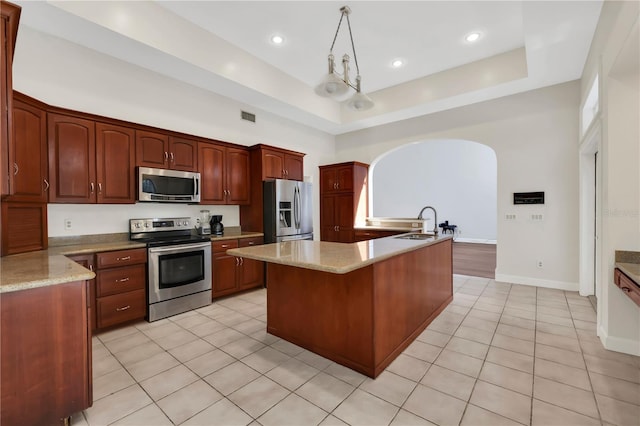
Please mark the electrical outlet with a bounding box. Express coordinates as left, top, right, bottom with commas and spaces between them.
64, 218, 72, 230
537, 260, 543, 268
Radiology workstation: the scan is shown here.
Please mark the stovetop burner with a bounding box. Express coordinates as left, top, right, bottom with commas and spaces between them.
129, 217, 211, 247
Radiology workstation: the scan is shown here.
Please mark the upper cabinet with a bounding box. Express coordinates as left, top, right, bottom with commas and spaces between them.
1, 1, 20, 196
8, 94, 48, 202
48, 113, 136, 204
198, 142, 250, 205
258, 146, 304, 181
320, 164, 356, 194
136, 130, 197, 172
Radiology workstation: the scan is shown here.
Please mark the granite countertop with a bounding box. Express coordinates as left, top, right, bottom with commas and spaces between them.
1, 229, 264, 294
616, 263, 640, 286
227, 233, 452, 274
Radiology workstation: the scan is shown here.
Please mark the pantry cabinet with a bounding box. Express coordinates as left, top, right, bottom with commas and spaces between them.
136, 131, 198, 172
211, 237, 264, 298
319, 162, 369, 243
198, 142, 250, 205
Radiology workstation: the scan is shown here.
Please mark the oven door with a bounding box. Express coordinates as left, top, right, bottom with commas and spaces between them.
148, 242, 212, 304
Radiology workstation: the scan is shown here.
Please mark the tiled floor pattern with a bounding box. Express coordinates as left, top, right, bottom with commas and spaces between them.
73, 275, 640, 426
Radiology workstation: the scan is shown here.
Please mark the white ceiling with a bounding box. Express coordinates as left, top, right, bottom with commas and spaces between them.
13, 1, 603, 135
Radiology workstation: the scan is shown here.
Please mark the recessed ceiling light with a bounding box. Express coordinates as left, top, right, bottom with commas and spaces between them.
271, 35, 284, 45
465, 32, 481, 43
391, 59, 404, 68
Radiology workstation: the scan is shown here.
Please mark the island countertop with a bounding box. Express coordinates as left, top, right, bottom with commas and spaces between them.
227, 233, 453, 274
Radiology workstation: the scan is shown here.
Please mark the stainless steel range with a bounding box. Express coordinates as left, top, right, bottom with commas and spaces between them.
130, 217, 211, 322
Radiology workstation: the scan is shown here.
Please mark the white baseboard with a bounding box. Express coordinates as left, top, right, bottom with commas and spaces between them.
494, 273, 579, 292
598, 325, 640, 356
454, 237, 497, 244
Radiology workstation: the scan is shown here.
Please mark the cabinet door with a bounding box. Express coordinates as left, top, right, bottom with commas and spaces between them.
284, 154, 304, 181
10, 99, 48, 202
212, 253, 239, 297
68, 254, 97, 333
238, 238, 264, 289
169, 136, 198, 172
336, 166, 354, 192
320, 194, 337, 242
198, 142, 226, 204
262, 149, 284, 180
226, 148, 250, 205
96, 123, 135, 203
335, 194, 355, 242
48, 113, 96, 203
1, 201, 47, 256
320, 167, 337, 193
136, 130, 169, 168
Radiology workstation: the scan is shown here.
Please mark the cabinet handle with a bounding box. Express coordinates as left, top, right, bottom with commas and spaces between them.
117, 277, 130, 283
89, 264, 93, 272
116, 256, 131, 261
621, 287, 631, 293
116, 305, 131, 312
98, 183, 102, 194
248, 242, 254, 245
13, 163, 18, 176
90, 182, 95, 193
221, 244, 229, 248
235, 257, 240, 266
164, 152, 169, 162
240, 257, 244, 266
43, 179, 50, 192
170, 152, 175, 163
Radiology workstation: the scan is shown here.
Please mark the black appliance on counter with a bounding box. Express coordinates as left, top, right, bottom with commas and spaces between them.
210, 215, 224, 235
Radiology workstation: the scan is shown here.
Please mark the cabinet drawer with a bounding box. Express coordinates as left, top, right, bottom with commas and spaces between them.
239, 237, 263, 248
614, 268, 640, 307
212, 239, 239, 253
96, 248, 147, 268
97, 289, 146, 328
97, 265, 146, 297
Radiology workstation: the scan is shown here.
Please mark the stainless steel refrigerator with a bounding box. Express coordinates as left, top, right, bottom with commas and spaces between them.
263, 179, 313, 243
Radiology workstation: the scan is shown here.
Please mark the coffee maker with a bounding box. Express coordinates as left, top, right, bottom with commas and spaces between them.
210, 215, 224, 235
197, 210, 211, 235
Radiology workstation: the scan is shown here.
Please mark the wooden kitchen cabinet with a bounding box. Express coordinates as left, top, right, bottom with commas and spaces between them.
614, 268, 640, 307
95, 248, 147, 329
212, 237, 264, 298
136, 130, 198, 172
255, 145, 305, 181
7, 93, 48, 202
1, 281, 92, 425
96, 122, 136, 203
68, 253, 97, 333
49, 113, 136, 204
198, 142, 250, 205
1, 200, 47, 255
354, 229, 404, 242
1, 0, 20, 197
319, 162, 369, 243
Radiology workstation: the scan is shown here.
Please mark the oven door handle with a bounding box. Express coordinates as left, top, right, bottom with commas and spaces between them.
148, 242, 211, 253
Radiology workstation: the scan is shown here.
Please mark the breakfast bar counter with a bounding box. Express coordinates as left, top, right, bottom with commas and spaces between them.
228, 234, 453, 378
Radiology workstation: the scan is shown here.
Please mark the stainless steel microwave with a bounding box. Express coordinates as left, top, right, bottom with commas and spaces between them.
138, 167, 201, 203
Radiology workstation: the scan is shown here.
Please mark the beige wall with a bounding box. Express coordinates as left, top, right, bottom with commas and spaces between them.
580, 1, 640, 355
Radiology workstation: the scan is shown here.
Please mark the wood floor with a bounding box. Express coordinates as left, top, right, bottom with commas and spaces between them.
453, 242, 496, 279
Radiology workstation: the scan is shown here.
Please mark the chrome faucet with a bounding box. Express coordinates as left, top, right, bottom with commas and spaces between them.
417, 206, 438, 235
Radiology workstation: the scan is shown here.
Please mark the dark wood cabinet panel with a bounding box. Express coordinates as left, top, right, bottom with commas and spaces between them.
10, 97, 48, 202
262, 148, 285, 180
614, 268, 640, 307
354, 229, 405, 241
169, 136, 198, 172
238, 237, 264, 289
1, 201, 47, 255
199, 142, 226, 204
136, 130, 169, 168
96, 264, 146, 297
96, 248, 147, 269
212, 238, 264, 298
319, 162, 368, 243
284, 154, 304, 181
1, 281, 92, 425
213, 253, 239, 297
226, 148, 250, 205
1, 1, 20, 197
68, 253, 97, 333
96, 123, 136, 203
48, 113, 96, 203
97, 289, 146, 329
199, 143, 250, 205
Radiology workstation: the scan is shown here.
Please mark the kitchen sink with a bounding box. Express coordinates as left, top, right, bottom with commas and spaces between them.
394, 233, 435, 240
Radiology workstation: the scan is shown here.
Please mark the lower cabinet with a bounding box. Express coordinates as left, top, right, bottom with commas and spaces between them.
95, 248, 147, 329
212, 237, 264, 298
67, 253, 97, 333
1, 281, 92, 424
354, 229, 405, 242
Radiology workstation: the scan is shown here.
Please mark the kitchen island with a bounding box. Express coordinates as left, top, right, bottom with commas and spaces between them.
227, 234, 453, 378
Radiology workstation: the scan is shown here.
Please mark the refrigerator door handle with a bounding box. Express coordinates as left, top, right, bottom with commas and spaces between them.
294, 186, 300, 229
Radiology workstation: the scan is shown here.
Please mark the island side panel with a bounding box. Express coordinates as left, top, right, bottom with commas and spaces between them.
1, 281, 92, 425
266, 263, 375, 376
372, 238, 453, 376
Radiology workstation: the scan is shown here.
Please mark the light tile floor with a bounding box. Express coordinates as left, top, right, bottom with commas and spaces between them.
73, 275, 640, 426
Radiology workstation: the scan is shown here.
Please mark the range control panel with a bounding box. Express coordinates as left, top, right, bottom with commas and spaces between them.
129, 217, 192, 233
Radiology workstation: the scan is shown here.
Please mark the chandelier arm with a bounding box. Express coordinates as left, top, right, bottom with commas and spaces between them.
345, 14, 360, 77
329, 13, 345, 53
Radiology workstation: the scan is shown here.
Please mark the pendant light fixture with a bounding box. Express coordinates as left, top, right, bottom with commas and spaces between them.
314, 5, 374, 111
